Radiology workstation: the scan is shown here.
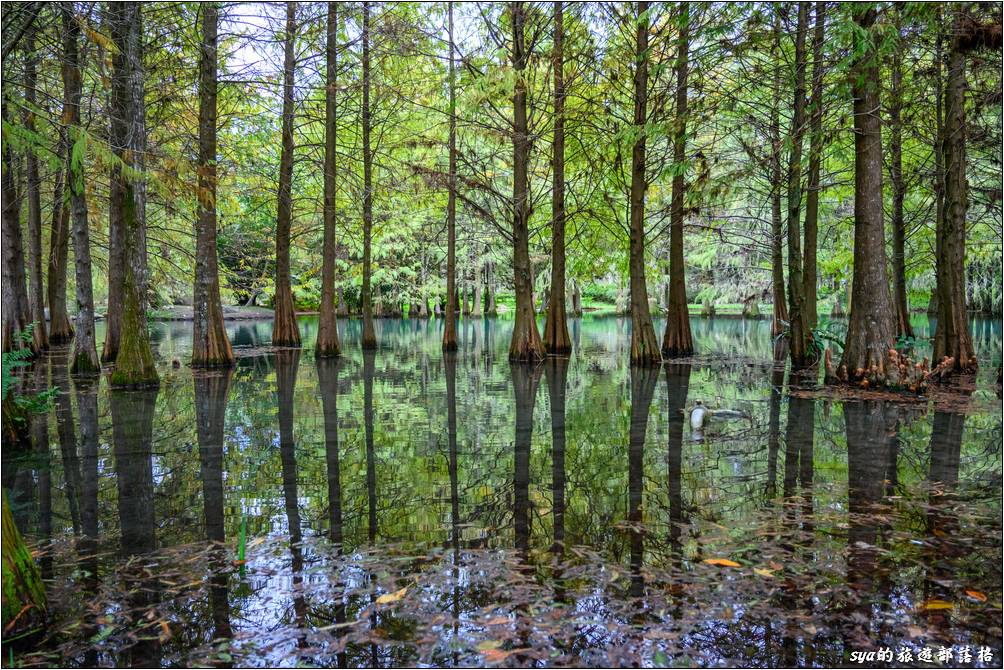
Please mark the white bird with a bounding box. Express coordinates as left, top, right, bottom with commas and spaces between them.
690, 400, 707, 431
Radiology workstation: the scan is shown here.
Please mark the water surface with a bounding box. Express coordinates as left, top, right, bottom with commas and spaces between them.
5, 315, 1002, 667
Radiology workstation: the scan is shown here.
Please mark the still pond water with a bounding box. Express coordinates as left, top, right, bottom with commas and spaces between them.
5, 315, 1003, 667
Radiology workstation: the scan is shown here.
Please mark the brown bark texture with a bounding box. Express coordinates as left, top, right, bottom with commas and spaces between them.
661, 2, 693, 358
192, 2, 235, 367
47, 153, 74, 344
802, 1, 825, 332
272, 1, 302, 348
316, 1, 342, 358
769, 9, 788, 338
508, 2, 545, 361
543, 1, 571, 356
107, 2, 158, 388
836, 7, 897, 383
786, 3, 810, 367
61, 3, 100, 374
23, 23, 48, 351
443, 1, 458, 351
361, 2, 377, 350
627, 0, 660, 366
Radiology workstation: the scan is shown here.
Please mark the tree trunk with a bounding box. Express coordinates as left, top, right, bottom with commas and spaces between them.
571, 278, 582, 317
510, 361, 542, 556
836, 7, 896, 384
192, 3, 234, 367
933, 8, 977, 373
272, 1, 301, 347
802, 1, 825, 332
486, 261, 497, 315
543, 1, 571, 356
2, 490, 47, 639
472, 258, 484, 317
662, 2, 693, 358
508, 2, 544, 361
23, 23, 48, 351
316, 2, 342, 358
786, 3, 810, 368
102, 5, 123, 363
1, 104, 32, 354
108, 2, 158, 388
47, 153, 74, 344
769, 9, 788, 338
628, 0, 660, 366
442, 1, 458, 350
61, 3, 100, 374
360, 2, 377, 349
887, 12, 913, 340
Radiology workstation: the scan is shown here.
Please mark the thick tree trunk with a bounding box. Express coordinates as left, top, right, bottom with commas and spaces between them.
888, 12, 913, 340
508, 2, 544, 361
836, 7, 896, 384
628, 0, 660, 366
316, 2, 342, 358
47, 154, 74, 343
543, 2, 571, 356
786, 3, 810, 367
769, 10, 788, 338
442, 1, 458, 351
360, 2, 377, 349
1, 107, 32, 354
933, 9, 977, 373
662, 2, 693, 358
802, 1, 825, 332
61, 3, 100, 374
108, 2, 158, 388
23, 24, 48, 351
627, 363, 658, 596
102, 6, 123, 363
272, 2, 301, 347
192, 3, 234, 367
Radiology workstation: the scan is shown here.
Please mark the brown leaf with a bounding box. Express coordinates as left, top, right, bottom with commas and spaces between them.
965, 590, 988, 602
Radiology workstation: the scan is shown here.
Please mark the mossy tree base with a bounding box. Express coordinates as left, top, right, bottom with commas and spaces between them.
2, 490, 47, 641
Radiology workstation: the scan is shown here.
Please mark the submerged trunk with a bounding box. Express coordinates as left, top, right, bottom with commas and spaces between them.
443, 1, 458, 351
836, 7, 896, 384
508, 2, 544, 361
272, 1, 301, 347
888, 11, 913, 340
628, 0, 660, 366
802, 1, 825, 332
316, 2, 342, 358
571, 278, 582, 317
62, 2, 100, 374
107, 2, 158, 388
192, 2, 234, 367
933, 9, 978, 373
23, 23, 48, 351
543, 1, 571, 356
47, 155, 74, 344
769, 10, 788, 338
360, 2, 377, 349
786, 3, 810, 367
662, 2, 693, 358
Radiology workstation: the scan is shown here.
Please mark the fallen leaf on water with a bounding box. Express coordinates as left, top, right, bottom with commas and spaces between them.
753, 568, 775, 578
906, 625, 924, 638
376, 586, 408, 605
919, 599, 954, 611
768, 561, 783, 571
477, 640, 503, 651
482, 648, 526, 663
965, 590, 987, 602
703, 558, 741, 568
483, 617, 510, 626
